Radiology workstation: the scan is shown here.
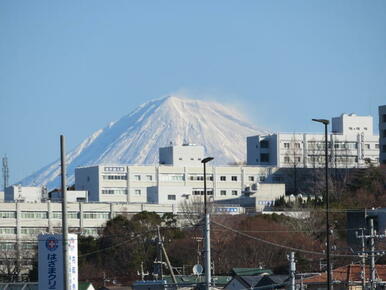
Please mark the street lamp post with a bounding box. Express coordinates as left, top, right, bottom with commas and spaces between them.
202, 157, 214, 290
312, 118, 331, 290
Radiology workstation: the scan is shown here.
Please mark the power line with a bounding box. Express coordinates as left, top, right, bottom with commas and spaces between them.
211, 220, 355, 257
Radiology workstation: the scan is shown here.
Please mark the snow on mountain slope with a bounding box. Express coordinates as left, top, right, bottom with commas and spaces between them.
19, 96, 270, 189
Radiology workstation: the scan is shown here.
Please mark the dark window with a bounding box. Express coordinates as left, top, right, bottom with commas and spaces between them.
231, 176, 237, 181
260, 153, 270, 162
383, 114, 386, 122
260, 140, 269, 148
220, 176, 226, 181
383, 145, 386, 153
168, 195, 176, 200
384, 129, 386, 138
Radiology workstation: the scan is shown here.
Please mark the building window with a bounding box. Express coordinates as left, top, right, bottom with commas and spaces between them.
52, 211, 79, 219
383, 129, 386, 138
0, 228, 16, 234
259, 176, 266, 182
102, 188, 128, 195
102, 174, 127, 180
220, 190, 226, 196
168, 195, 176, 200
383, 145, 386, 153
375, 144, 379, 149
231, 176, 238, 181
20, 212, 48, 219
296, 157, 301, 163
284, 156, 290, 163
190, 158, 194, 160
0, 211, 16, 218
383, 114, 386, 122
364, 127, 368, 130
260, 140, 269, 148
248, 176, 254, 181
146, 175, 153, 181
178, 158, 183, 160
260, 153, 269, 163
83, 212, 110, 219
284, 143, 290, 149
365, 144, 370, 149
220, 176, 226, 181
104, 167, 125, 172
294, 143, 301, 149
232, 190, 238, 196
135, 189, 141, 195
134, 175, 141, 181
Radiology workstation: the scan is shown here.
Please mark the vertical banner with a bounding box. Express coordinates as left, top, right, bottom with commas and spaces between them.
38, 233, 78, 290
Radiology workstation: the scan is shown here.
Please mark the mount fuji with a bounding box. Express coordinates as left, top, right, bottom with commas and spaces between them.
19, 96, 270, 189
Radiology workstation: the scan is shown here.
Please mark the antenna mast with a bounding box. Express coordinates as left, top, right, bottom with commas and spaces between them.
2, 156, 9, 192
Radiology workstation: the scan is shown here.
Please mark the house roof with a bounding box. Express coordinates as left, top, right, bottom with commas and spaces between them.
79, 282, 94, 290
231, 268, 273, 276
303, 264, 386, 284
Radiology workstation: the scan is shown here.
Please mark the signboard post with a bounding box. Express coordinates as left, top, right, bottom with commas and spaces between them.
38, 233, 78, 290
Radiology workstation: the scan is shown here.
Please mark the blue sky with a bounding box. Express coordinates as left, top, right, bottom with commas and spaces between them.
1, 0, 385, 184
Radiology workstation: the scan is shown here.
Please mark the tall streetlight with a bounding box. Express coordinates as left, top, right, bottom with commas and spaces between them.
312, 118, 331, 290
202, 157, 214, 290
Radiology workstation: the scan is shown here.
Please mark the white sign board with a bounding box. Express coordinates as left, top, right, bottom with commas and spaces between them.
38, 233, 78, 290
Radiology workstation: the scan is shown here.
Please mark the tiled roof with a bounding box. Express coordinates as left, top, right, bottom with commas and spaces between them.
303, 264, 386, 284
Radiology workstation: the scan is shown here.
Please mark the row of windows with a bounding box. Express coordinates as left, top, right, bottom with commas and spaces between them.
177, 157, 202, 161
133, 174, 153, 181
257, 200, 275, 206
220, 190, 238, 196
0, 211, 114, 220
102, 174, 128, 180
0, 228, 16, 234
20, 212, 48, 219
83, 212, 110, 219
0, 211, 16, 218
283, 141, 379, 150
102, 189, 128, 195
104, 167, 125, 172
21, 228, 47, 235
286, 156, 361, 163
192, 190, 214, 196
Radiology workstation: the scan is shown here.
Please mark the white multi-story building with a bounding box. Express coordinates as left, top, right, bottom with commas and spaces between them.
380, 105, 386, 165
0, 201, 177, 249
75, 164, 284, 207
247, 114, 380, 168
5, 185, 48, 202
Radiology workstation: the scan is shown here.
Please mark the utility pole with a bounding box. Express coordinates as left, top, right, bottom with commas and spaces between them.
157, 226, 177, 285
2, 155, 9, 192
60, 135, 70, 290
356, 217, 386, 290
202, 157, 214, 290
288, 252, 296, 290
357, 228, 367, 290
369, 218, 376, 290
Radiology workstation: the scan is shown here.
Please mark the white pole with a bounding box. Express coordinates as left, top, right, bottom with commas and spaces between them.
60, 135, 70, 290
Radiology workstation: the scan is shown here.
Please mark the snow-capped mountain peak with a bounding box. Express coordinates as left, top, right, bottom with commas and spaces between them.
19, 96, 270, 189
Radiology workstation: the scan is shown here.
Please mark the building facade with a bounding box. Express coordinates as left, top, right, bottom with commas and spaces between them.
380, 105, 386, 165
159, 144, 204, 167
75, 164, 284, 207
0, 201, 177, 248
247, 114, 379, 168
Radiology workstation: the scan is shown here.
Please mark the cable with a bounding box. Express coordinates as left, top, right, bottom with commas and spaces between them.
211, 220, 356, 257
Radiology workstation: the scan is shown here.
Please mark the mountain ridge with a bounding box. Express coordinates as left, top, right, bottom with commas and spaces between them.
19, 96, 270, 189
